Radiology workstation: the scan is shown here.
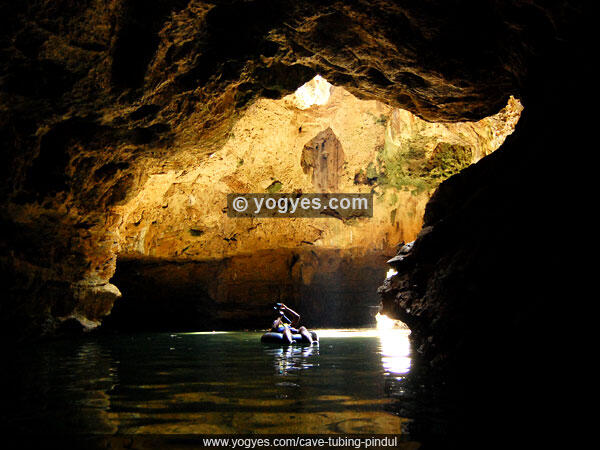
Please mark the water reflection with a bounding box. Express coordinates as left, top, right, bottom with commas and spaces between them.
6, 339, 118, 434
264, 345, 319, 376
311, 328, 411, 378
8, 331, 416, 436
379, 329, 411, 378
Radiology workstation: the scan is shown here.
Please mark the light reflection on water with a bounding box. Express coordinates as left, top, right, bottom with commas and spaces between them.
267, 345, 319, 376
316, 328, 411, 377
379, 329, 412, 377
6, 329, 413, 435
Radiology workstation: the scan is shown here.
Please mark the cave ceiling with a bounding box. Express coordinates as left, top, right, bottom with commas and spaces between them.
0, 0, 579, 335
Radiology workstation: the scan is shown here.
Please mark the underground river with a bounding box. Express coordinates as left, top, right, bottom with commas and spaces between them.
5, 327, 418, 437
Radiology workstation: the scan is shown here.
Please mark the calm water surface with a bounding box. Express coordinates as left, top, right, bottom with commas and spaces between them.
6, 329, 412, 435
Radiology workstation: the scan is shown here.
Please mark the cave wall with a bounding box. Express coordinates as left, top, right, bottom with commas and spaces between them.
107, 81, 517, 330
115, 81, 517, 261
378, 9, 588, 442
105, 249, 387, 331
0, 0, 582, 339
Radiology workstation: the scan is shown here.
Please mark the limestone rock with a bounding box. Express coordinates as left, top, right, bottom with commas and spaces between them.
301, 127, 345, 192
0, 0, 578, 338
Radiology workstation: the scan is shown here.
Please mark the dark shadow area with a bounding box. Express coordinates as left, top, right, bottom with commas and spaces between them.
104, 250, 387, 332
111, 0, 189, 90
378, 14, 589, 448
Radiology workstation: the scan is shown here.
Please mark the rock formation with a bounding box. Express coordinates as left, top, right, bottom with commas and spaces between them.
301, 127, 345, 192
377, 11, 588, 441
0, 0, 583, 348
0, 0, 588, 443
105, 81, 519, 330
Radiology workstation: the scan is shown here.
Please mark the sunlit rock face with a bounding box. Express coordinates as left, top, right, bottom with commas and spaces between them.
114, 82, 520, 262
105, 81, 519, 330
0, 0, 572, 338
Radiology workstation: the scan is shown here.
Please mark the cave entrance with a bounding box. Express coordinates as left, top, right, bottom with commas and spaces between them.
106, 75, 522, 332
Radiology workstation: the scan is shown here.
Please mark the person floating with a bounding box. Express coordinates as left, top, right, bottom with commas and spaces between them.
271, 303, 314, 345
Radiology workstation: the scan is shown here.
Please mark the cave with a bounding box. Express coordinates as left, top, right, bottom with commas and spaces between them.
0, 1, 587, 447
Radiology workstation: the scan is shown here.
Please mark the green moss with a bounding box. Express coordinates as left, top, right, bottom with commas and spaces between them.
189, 228, 204, 237
266, 180, 283, 193
360, 135, 473, 195
368, 113, 388, 126
424, 143, 472, 179
375, 190, 387, 203
375, 114, 387, 126
366, 162, 378, 179
406, 146, 427, 160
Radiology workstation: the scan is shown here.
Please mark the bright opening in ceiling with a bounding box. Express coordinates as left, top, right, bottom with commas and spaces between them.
291, 75, 332, 109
